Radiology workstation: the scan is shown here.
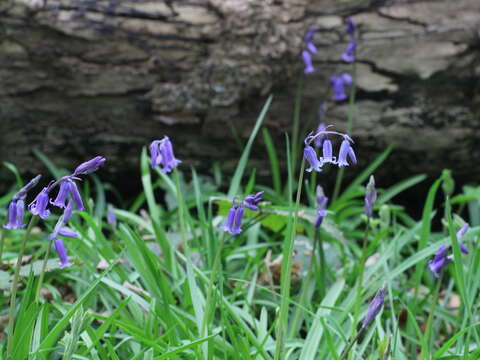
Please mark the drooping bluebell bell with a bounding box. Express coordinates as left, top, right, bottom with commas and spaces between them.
67, 180, 85, 211
150, 136, 181, 173
73, 156, 106, 175
302, 50, 315, 74
361, 287, 386, 329
63, 200, 74, 222
314, 195, 328, 229
330, 73, 352, 101
222, 201, 244, 235
54, 237, 73, 269
243, 192, 264, 211
456, 223, 469, 254
4, 175, 42, 229
428, 245, 452, 278
321, 139, 335, 164
341, 40, 356, 63
346, 17, 355, 36
364, 175, 377, 218
304, 145, 322, 172
107, 204, 117, 227
304, 27, 318, 54
337, 139, 357, 167
29, 187, 51, 219
51, 180, 71, 208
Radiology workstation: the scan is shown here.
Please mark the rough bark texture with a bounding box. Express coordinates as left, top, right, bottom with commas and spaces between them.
1, 0, 479, 192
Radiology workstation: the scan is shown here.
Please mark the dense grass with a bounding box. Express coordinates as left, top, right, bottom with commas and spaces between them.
1, 96, 479, 360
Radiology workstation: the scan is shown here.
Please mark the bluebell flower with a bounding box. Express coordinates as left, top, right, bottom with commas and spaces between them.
304, 27, 318, 54
54, 237, 73, 269
361, 287, 386, 329
321, 139, 335, 164
63, 200, 74, 222
12, 174, 42, 201
428, 245, 452, 278
107, 204, 117, 227
314, 195, 328, 229
341, 40, 356, 63
302, 50, 315, 74
222, 201, 244, 235
330, 73, 352, 101
150, 137, 181, 173
243, 192, 264, 211
67, 180, 85, 211
3, 200, 26, 229
51, 180, 71, 208
364, 175, 377, 218
29, 187, 51, 219
73, 156, 106, 175
346, 17, 355, 36
58, 228, 78, 238
456, 223, 469, 254
337, 139, 357, 167
304, 145, 322, 172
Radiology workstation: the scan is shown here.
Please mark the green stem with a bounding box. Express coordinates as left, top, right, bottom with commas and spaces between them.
351, 217, 370, 338
6, 215, 37, 356
421, 274, 443, 358
0, 230, 6, 264
174, 169, 188, 252
332, 62, 357, 201
340, 329, 364, 360
291, 74, 304, 176
36, 236, 54, 301
274, 160, 305, 360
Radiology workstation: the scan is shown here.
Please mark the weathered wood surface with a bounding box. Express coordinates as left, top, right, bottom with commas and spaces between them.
1, 0, 479, 190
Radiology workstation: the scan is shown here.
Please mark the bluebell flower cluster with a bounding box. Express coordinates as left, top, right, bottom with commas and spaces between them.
4, 175, 42, 229
330, 73, 352, 101
428, 223, 470, 278
303, 126, 357, 173
301, 28, 318, 74
222, 192, 264, 235
149, 136, 181, 173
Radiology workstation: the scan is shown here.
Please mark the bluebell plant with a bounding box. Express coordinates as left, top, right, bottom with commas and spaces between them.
341, 17, 357, 63
303, 125, 356, 173
364, 175, 376, 218
149, 136, 181, 173
330, 73, 352, 101
222, 192, 264, 235
361, 287, 386, 329
4, 174, 42, 229
302, 27, 317, 74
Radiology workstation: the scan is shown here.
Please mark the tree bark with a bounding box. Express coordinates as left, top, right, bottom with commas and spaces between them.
1, 0, 479, 191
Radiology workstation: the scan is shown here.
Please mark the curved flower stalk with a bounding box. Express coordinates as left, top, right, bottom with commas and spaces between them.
303, 126, 357, 173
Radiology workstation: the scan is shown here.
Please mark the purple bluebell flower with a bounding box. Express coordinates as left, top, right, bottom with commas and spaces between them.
364, 175, 377, 218
68, 180, 85, 211
51, 180, 71, 208
222, 201, 244, 235
330, 73, 352, 101
314, 123, 328, 148
346, 17, 355, 36
29, 187, 51, 219
456, 223, 469, 254
341, 40, 356, 63
321, 139, 335, 164
304, 27, 318, 54
150, 136, 181, 174
314, 195, 328, 229
337, 140, 357, 167
243, 192, 264, 211
302, 50, 315, 74
73, 156, 106, 175
58, 228, 78, 238
107, 204, 117, 227
361, 287, 386, 329
428, 245, 452, 278
12, 174, 42, 201
304, 145, 322, 172
54, 237, 73, 269
3, 200, 26, 229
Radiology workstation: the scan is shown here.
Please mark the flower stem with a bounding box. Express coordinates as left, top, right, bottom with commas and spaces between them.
0, 230, 6, 264
35, 236, 54, 301
352, 217, 371, 337
6, 215, 37, 356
